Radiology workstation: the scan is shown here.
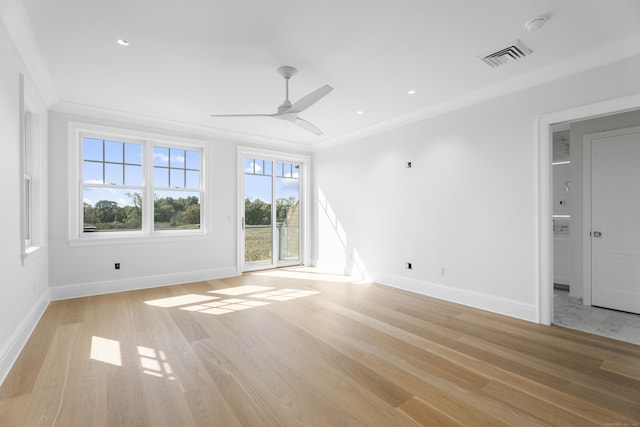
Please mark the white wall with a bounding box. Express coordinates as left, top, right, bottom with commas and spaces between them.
313, 54, 640, 322
47, 111, 244, 298
0, 22, 50, 384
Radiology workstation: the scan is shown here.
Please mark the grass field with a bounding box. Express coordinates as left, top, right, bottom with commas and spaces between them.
245, 226, 272, 262
245, 225, 299, 263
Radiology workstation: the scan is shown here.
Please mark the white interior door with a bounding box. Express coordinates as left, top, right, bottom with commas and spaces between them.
590, 127, 640, 314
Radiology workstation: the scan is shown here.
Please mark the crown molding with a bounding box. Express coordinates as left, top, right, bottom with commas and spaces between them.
311, 33, 640, 152
0, 0, 58, 106
52, 100, 313, 153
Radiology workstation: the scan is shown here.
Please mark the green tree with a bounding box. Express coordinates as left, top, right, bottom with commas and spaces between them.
183, 203, 200, 224
94, 200, 121, 224
123, 192, 142, 228
154, 198, 175, 223
245, 198, 271, 225
83, 202, 95, 224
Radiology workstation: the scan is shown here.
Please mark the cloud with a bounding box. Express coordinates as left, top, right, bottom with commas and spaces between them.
154, 152, 169, 163
245, 161, 262, 174
170, 154, 185, 164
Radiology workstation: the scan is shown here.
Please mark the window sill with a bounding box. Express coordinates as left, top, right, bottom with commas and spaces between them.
68, 231, 206, 247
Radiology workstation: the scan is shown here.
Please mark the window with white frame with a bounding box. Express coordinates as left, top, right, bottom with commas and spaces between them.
152, 147, 201, 230
75, 125, 204, 238
21, 74, 44, 264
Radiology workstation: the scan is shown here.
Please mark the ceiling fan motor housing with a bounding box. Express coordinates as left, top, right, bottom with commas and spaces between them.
277, 66, 298, 79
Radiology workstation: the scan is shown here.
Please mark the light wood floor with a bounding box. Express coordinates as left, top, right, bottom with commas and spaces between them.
1, 268, 639, 426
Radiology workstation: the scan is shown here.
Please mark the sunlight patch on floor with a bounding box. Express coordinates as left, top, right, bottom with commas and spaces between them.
209, 285, 275, 296
143, 282, 320, 317
90, 336, 122, 366
250, 289, 320, 301
144, 293, 219, 308
138, 346, 175, 380
250, 268, 368, 284
179, 298, 271, 315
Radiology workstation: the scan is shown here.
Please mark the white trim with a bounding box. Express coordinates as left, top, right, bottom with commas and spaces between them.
314, 34, 640, 152
582, 125, 640, 308
0, 291, 50, 386
54, 101, 311, 152
582, 132, 593, 307
372, 272, 538, 322
19, 74, 27, 263
48, 35, 640, 153
237, 147, 311, 274
536, 92, 640, 325
67, 121, 208, 244
49, 267, 237, 301
0, 0, 58, 105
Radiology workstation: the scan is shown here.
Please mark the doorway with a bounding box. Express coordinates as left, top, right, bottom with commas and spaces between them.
538, 93, 640, 326
238, 148, 309, 273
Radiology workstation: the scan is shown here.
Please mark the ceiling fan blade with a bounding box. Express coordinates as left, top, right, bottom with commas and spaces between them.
294, 117, 323, 135
286, 85, 333, 114
210, 113, 274, 117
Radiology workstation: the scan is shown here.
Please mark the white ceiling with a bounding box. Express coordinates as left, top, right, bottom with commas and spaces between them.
18, 0, 640, 147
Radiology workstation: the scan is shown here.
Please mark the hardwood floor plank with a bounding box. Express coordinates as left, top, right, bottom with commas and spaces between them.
269, 293, 546, 426
457, 335, 640, 419
398, 396, 466, 427
0, 300, 66, 400
600, 359, 640, 381
481, 381, 601, 427
1, 268, 639, 426
25, 323, 81, 426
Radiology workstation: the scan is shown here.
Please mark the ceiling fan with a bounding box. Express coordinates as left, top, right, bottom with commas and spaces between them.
210, 66, 333, 135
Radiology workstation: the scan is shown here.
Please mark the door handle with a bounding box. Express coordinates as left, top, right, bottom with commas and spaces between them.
241, 217, 245, 231
590, 231, 602, 237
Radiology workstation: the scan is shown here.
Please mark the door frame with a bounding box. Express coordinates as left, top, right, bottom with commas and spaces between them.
237, 146, 311, 275
582, 125, 640, 308
537, 93, 640, 325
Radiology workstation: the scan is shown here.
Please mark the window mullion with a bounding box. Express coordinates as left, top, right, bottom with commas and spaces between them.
145, 140, 153, 235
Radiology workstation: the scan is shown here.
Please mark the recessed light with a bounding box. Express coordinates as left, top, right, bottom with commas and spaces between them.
117, 39, 130, 46
407, 90, 416, 95
356, 110, 364, 115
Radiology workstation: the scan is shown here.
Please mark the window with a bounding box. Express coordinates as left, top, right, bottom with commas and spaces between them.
71, 123, 205, 241
82, 137, 143, 232
20, 73, 44, 264
152, 147, 201, 231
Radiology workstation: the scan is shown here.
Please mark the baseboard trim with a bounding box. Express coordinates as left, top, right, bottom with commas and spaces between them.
0, 290, 50, 386
370, 272, 539, 323
50, 267, 238, 300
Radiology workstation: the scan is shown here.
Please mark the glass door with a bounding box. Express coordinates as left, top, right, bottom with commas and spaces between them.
243, 156, 301, 271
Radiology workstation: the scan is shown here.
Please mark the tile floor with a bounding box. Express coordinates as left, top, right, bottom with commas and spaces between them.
553, 288, 640, 345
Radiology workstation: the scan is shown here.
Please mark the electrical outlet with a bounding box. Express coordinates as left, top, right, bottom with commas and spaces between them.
406, 161, 412, 168
437, 266, 445, 276
115, 263, 120, 270
405, 262, 413, 270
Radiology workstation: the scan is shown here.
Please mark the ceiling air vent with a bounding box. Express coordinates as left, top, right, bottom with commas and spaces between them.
479, 39, 533, 68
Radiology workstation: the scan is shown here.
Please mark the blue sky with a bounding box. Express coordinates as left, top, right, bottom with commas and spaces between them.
244, 158, 299, 204
82, 138, 201, 207
81, 141, 298, 208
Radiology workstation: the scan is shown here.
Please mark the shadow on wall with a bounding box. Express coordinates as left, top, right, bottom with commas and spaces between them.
317, 187, 370, 282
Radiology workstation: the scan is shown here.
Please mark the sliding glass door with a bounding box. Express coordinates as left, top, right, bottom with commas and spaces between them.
242, 154, 302, 271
